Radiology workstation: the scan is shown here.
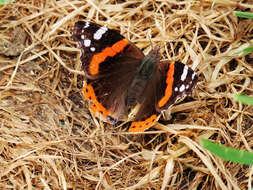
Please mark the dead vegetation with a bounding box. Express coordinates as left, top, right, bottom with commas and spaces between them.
0, 0, 252, 189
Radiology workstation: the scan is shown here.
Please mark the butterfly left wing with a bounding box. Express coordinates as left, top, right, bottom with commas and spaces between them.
72, 21, 145, 124
129, 61, 198, 132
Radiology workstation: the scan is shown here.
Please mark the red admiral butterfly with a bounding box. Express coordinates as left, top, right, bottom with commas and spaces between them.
72, 21, 198, 132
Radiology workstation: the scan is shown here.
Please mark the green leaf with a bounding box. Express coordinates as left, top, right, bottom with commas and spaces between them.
243, 46, 253, 55
234, 11, 253, 19
234, 94, 253, 105
0, 0, 14, 5
201, 139, 253, 165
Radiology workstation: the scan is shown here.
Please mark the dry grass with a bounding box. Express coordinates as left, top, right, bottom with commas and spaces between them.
0, 0, 253, 189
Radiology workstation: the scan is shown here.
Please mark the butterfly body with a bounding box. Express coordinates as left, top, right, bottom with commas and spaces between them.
126, 48, 160, 107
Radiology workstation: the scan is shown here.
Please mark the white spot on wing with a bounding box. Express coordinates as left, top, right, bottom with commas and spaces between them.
186, 84, 189, 89
175, 87, 178, 91
94, 26, 108, 40
84, 22, 89, 28
181, 65, 188, 81
81, 34, 85, 40
90, 47, 96, 52
84, 39, 91, 47
179, 84, 185, 92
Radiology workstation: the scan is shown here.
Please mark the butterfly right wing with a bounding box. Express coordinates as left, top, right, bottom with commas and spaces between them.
129, 61, 198, 132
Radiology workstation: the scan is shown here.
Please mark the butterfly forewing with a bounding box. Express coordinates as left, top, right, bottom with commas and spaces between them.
72, 21, 144, 78
156, 61, 198, 111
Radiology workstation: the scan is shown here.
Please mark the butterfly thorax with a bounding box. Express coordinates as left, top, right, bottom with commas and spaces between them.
126, 48, 160, 107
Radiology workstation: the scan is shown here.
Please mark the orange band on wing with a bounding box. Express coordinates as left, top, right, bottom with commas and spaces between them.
129, 114, 158, 132
83, 84, 113, 122
158, 61, 175, 108
89, 39, 129, 75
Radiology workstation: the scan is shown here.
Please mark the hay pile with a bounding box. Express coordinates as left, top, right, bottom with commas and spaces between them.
0, 0, 252, 189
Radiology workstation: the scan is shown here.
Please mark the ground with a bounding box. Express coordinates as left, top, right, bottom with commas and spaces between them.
0, 0, 252, 189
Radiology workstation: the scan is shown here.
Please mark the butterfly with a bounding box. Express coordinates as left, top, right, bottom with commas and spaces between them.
72, 21, 198, 132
